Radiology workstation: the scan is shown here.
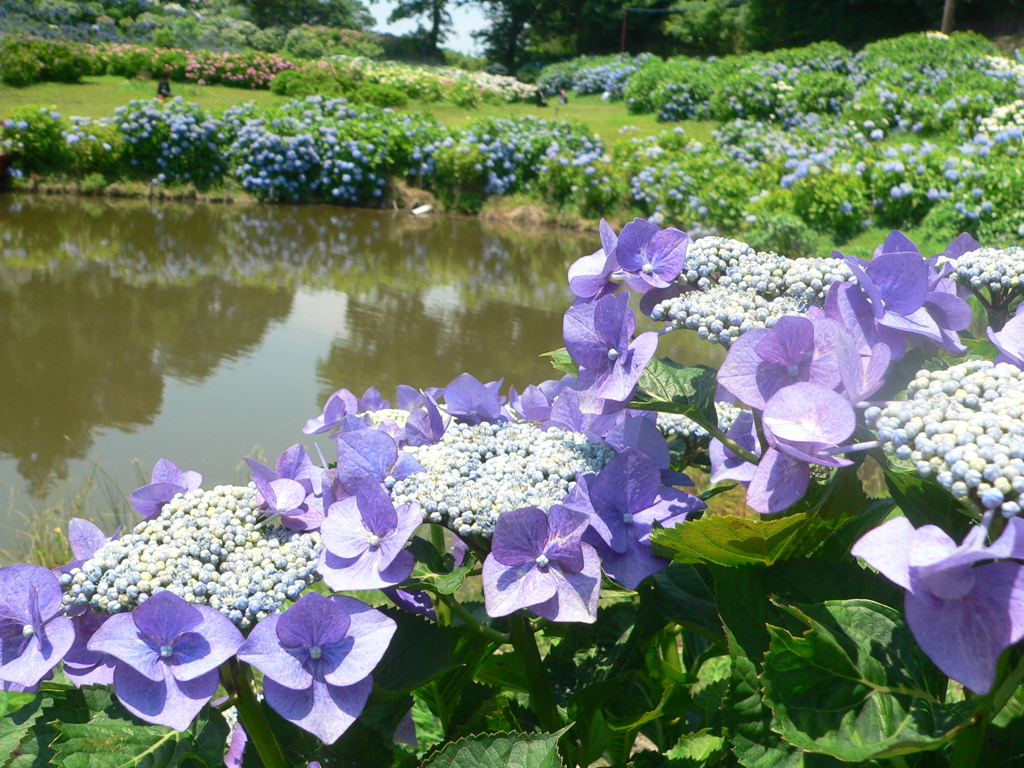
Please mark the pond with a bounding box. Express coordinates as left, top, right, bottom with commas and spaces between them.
0, 194, 723, 539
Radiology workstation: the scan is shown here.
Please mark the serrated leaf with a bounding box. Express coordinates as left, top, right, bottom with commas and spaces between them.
541, 348, 578, 377
420, 729, 567, 768
1, 694, 48, 765
631, 359, 718, 429
665, 730, 726, 766
763, 599, 980, 762
962, 337, 999, 359
650, 513, 818, 567
53, 718, 193, 768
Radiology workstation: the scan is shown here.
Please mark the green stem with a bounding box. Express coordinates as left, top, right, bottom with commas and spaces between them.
508, 614, 563, 733
660, 630, 681, 674
948, 709, 989, 768
436, 592, 510, 643
992, 652, 1024, 716
230, 660, 288, 768
430, 525, 452, 626
706, 422, 760, 465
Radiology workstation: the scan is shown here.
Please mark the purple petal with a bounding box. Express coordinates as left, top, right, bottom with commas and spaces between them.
528, 544, 601, 622
383, 589, 436, 621
717, 330, 771, 409
587, 448, 661, 552
443, 373, 504, 425
87, 613, 165, 682
587, 534, 667, 591
131, 591, 203, 647
709, 410, 760, 484
850, 516, 916, 590
151, 458, 186, 486
0, 616, 74, 688
745, 448, 810, 515
113, 663, 219, 731
321, 596, 397, 687
990, 314, 1024, 368
225, 724, 248, 768
318, 548, 415, 591
169, 605, 243, 682
129, 482, 183, 519
482, 557, 557, 618
237, 614, 312, 691
263, 677, 372, 744
867, 249, 928, 316
491, 507, 550, 566
67, 519, 109, 561
762, 383, 855, 446
334, 429, 400, 486
277, 593, 351, 652
543, 505, 589, 573
906, 561, 1024, 694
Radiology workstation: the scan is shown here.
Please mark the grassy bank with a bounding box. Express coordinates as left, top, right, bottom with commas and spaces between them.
0, 77, 711, 148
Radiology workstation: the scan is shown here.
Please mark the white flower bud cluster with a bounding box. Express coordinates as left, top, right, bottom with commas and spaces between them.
389, 421, 615, 537
653, 236, 852, 346
866, 360, 1024, 516
947, 246, 1024, 294
650, 284, 806, 346
59, 485, 321, 629
655, 402, 744, 451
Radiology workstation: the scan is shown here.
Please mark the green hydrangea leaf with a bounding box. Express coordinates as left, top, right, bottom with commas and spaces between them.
541, 348, 578, 377
420, 729, 567, 768
763, 599, 981, 762
631, 358, 719, 429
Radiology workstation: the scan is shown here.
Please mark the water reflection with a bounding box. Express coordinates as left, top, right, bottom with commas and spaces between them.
0, 195, 723, 518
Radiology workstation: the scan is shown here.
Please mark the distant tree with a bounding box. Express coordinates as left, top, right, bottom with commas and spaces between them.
474, 0, 551, 72
384, 0, 452, 56
241, 0, 374, 31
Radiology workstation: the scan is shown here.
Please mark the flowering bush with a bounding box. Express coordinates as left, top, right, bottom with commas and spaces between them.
6, 220, 1024, 767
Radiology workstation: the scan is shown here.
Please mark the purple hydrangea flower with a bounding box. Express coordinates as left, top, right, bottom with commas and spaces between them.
304, 387, 389, 435
746, 382, 856, 515
318, 477, 421, 591
709, 411, 761, 485
54, 518, 119, 576
333, 429, 424, 492
248, 445, 324, 530
567, 218, 620, 302
129, 459, 202, 519
482, 505, 601, 623
852, 517, 1024, 694
717, 315, 843, 410
832, 232, 971, 359
615, 218, 689, 295
576, 448, 704, 589
402, 394, 449, 447
563, 292, 658, 414
237, 593, 396, 744
442, 373, 508, 425
0, 564, 75, 689
87, 590, 243, 731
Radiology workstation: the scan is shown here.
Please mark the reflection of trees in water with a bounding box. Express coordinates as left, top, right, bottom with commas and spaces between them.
315, 285, 566, 404
0, 267, 292, 493
0, 196, 583, 308
0, 194, 589, 490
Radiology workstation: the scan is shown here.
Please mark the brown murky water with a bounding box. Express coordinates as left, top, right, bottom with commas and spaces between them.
0, 194, 722, 534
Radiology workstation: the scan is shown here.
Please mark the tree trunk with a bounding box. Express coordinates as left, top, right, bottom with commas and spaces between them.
941, 0, 956, 34
429, 0, 442, 55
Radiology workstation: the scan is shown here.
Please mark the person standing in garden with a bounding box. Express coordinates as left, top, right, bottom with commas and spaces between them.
156, 71, 172, 103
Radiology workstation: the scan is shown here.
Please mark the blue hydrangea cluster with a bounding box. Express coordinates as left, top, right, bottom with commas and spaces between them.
391, 420, 615, 537
117, 98, 227, 186
59, 484, 321, 629
440, 116, 604, 196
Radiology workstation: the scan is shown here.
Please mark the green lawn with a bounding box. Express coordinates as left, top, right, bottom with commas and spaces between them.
0, 78, 713, 149
0, 75, 284, 118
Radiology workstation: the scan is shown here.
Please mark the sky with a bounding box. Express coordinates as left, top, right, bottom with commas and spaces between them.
366, 0, 489, 56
